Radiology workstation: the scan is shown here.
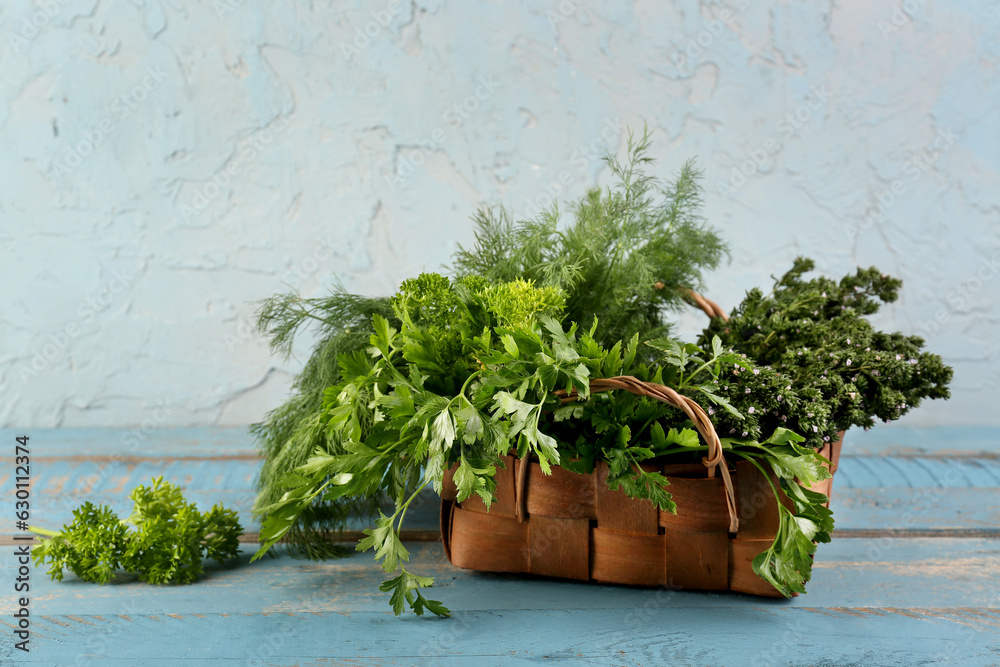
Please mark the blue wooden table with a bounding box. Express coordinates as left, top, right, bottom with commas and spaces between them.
2, 427, 998, 665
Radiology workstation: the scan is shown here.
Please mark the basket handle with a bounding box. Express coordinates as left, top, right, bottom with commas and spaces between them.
652, 282, 728, 319
537, 376, 738, 533
683, 288, 729, 321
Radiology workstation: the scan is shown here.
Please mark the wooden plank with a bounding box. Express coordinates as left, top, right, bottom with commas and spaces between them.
7, 536, 1000, 664
844, 426, 999, 457
0, 456, 440, 535
3, 426, 996, 664
7, 538, 999, 616
8, 456, 1000, 537
836, 456, 1000, 488
0, 457, 261, 529
6, 427, 998, 547
8, 607, 998, 666
833, 488, 1000, 532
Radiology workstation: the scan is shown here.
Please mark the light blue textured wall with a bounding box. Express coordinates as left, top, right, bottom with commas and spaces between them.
3, 1, 997, 427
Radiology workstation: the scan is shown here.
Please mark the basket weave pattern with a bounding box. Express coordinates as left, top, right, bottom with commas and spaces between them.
439, 290, 843, 597
440, 432, 841, 596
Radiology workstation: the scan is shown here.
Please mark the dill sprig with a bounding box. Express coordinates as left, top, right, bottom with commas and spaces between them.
452, 128, 728, 349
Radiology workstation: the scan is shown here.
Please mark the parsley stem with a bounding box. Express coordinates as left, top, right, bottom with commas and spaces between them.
685, 354, 721, 386
455, 369, 484, 406
397, 479, 430, 530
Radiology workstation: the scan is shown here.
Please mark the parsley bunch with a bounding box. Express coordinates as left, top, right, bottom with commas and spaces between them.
31, 477, 243, 585
700, 258, 953, 444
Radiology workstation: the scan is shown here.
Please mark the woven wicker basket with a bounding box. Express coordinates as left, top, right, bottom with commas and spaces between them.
438, 291, 844, 597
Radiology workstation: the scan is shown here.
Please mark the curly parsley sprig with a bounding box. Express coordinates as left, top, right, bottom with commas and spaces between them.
30, 476, 243, 585
701, 257, 952, 444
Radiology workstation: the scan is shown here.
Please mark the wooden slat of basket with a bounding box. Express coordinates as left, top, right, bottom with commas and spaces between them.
440, 315, 847, 598
734, 460, 784, 539
444, 437, 843, 595
590, 528, 666, 586
522, 460, 596, 519
449, 505, 528, 573
728, 537, 786, 597
454, 454, 519, 518
659, 475, 731, 532
529, 515, 590, 580
441, 466, 458, 501
595, 461, 660, 534
439, 498, 454, 563
665, 529, 729, 591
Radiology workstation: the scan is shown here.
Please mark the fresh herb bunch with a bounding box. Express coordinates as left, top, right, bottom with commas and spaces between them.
700, 258, 953, 443
389, 272, 567, 377
452, 128, 728, 350
708, 358, 838, 448
251, 133, 729, 554
30, 477, 243, 585
253, 278, 834, 614
251, 289, 396, 557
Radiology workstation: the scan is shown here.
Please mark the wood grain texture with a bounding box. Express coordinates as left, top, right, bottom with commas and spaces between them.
7, 607, 998, 666
590, 528, 666, 586
659, 474, 732, 532
528, 515, 590, 580
448, 506, 528, 573
663, 528, 729, 591
7, 540, 1000, 616
734, 459, 783, 539
523, 461, 596, 519
594, 461, 660, 534
7, 455, 1000, 540
729, 537, 787, 597
6, 426, 999, 665
7, 537, 1000, 664
842, 426, 1000, 457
